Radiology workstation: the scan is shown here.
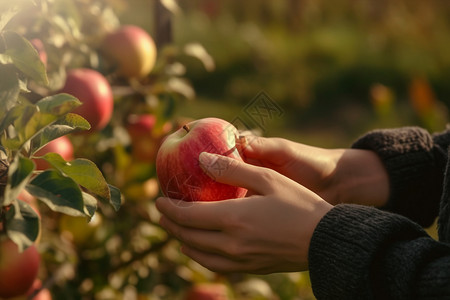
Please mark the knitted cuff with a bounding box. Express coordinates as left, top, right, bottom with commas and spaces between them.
308, 204, 428, 300
351, 127, 442, 227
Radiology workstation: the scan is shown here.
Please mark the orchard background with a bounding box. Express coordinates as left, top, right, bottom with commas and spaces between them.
0, 0, 449, 299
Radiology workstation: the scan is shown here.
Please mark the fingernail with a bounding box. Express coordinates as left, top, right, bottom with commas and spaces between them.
199, 152, 219, 167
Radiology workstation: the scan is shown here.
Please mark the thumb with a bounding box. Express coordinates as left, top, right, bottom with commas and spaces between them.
238, 136, 282, 163
198, 152, 273, 195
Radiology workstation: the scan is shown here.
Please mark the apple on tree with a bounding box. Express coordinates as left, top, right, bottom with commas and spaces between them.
156, 117, 247, 202
184, 283, 230, 300
60, 68, 113, 132
101, 25, 157, 79
126, 114, 172, 162
33, 135, 74, 170
59, 213, 103, 246
0, 239, 41, 298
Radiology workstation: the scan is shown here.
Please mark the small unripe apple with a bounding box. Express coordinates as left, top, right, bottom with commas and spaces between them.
59, 213, 102, 246
156, 117, 247, 202
0, 239, 41, 298
60, 68, 113, 132
33, 135, 74, 170
184, 283, 230, 300
101, 25, 157, 79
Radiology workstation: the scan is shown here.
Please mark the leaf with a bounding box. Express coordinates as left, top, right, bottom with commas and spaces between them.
82, 192, 97, 218
0, 31, 48, 85
27, 170, 86, 217
1, 94, 82, 151
107, 184, 122, 212
184, 43, 215, 72
2, 155, 35, 206
166, 77, 195, 100
0, 64, 20, 121
160, 0, 182, 14
39, 153, 111, 202
35, 93, 82, 116
0, 97, 33, 134
5, 199, 40, 252
0, 5, 21, 32
30, 113, 90, 154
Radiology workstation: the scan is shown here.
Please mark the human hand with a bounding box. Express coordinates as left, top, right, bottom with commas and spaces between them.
156, 152, 332, 274
238, 135, 389, 207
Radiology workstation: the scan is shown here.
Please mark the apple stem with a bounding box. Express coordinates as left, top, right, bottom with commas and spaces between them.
183, 124, 190, 133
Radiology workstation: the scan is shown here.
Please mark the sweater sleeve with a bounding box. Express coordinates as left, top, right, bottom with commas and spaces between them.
308, 204, 450, 299
351, 127, 447, 227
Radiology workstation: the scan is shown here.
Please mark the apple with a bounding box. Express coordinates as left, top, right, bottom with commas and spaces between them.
184, 283, 230, 300
59, 213, 102, 246
60, 68, 113, 132
101, 25, 157, 79
123, 178, 159, 203
126, 114, 172, 162
30, 39, 47, 67
0, 239, 41, 298
33, 136, 74, 170
156, 117, 247, 202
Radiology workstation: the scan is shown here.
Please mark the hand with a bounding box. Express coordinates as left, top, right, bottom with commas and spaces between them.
238, 135, 389, 207
156, 152, 332, 274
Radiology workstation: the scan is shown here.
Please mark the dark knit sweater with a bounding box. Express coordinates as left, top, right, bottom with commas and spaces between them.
309, 127, 450, 299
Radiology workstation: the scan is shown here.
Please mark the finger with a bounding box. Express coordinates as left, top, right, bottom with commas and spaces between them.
198, 152, 275, 195
156, 197, 236, 230
238, 136, 282, 161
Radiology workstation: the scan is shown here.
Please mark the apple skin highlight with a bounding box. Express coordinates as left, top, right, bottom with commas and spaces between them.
156, 118, 247, 202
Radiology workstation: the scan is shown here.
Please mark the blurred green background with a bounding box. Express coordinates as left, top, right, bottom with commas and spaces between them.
3, 1, 449, 299
120, 0, 450, 147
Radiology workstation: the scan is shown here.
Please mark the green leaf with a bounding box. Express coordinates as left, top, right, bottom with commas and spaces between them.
107, 184, 122, 212
82, 192, 97, 218
27, 170, 85, 217
1, 94, 82, 151
5, 200, 40, 252
1, 104, 37, 151
2, 155, 35, 206
0, 64, 20, 121
39, 153, 111, 202
0, 31, 48, 85
0, 5, 21, 32
35, 93, 81, 116
30, 113, 90, 154
0, 0, 36, 31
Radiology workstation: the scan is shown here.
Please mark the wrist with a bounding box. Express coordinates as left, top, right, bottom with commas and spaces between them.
334, 149, 389, 207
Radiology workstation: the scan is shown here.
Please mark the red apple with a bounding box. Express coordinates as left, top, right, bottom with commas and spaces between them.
33, 136, 74, 170
30, 39, 47, 67
156, 117, 247, 202
0, 239, 41, 298
101, 25, 157, 79
60, 68, 113, 132
126, 114, 172, 162
184, 283, 230, 300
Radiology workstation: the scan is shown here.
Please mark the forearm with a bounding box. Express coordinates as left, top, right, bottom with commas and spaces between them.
351, 127, 445, 227
309, 204, 450, 299
332, 148, 389, 207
